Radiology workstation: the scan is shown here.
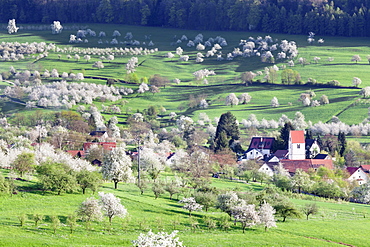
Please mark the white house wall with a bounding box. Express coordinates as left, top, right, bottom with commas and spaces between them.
259, 164, 274, 177
349, 169, 369, 185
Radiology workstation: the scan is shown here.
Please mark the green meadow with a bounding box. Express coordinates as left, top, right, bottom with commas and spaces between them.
0, 24, 370, 128
0, 22, 370, 247
2, 24, 369, 86
1, 168, 370, 247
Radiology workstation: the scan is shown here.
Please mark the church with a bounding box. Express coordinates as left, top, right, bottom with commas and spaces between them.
241, 130, 333, 175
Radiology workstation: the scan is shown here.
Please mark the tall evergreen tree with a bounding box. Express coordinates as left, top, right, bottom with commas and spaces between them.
338, 132, 347, 157
305, 129, 313, 140
214, 112, 239, 153
273, 122, 295, 152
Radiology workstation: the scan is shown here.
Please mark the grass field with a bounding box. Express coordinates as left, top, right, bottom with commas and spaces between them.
0, 168, 370, 247
1, 24, 370, 246
0, 23, 369, 131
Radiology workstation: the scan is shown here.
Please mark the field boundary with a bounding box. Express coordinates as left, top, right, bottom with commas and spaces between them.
304, 236, 356, 247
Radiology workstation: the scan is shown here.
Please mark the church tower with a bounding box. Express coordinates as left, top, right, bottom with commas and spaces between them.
288, 130, 305, 160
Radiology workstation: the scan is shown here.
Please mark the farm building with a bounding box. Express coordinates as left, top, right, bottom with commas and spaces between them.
346, 167, 369, 185
243, 130, 334, 176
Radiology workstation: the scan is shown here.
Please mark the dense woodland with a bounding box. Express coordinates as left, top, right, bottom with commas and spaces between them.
1, 0, 370, 36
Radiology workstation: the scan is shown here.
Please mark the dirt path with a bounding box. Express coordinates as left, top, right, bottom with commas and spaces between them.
305, 236, 356, 246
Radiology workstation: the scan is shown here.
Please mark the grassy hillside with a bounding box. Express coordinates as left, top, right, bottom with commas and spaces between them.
0, 168, 369, 247
1, 24, 370, 129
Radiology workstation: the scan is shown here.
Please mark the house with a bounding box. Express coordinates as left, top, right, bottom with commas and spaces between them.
242, 137, 275, 160
258, 163, 275, 176
244, 148, 264, 160
314, 154, 330, 160
83, 142, 116, 152
66, 142, 116, 160
305, 139, 320, 158
288, 130, 305, 160
266, 158, 334, 175
91, 159, 102, 166
66, 150, 85, 158
272, 150, 289, 160
242, 131, 333, 176
346, 167, 369, 185
90, 130, 109, 141
360, 165, 370, 173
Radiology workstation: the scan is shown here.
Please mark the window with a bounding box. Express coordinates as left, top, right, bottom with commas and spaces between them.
297, 144, 300, 149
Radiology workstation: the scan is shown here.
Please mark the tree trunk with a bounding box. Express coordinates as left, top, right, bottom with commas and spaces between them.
82, 188, 86, 194
114, 180, 118, 189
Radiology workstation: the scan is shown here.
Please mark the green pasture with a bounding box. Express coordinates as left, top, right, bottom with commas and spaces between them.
1, 23, 370, 86
0, 24, 370, 129
121, 83, 361, 126
1, 168, 370, 247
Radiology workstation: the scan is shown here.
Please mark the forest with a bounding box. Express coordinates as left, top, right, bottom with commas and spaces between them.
1, 0, 370, 36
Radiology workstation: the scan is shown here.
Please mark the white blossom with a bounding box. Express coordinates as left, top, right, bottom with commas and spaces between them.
225, 93, 239, 106
259, 202, 277, 231
132, 230, 184, 247
199, 99, 208, 108
102, 147, 134, 188
77, 197, 103, 222
179, 197, 203, 216
271, 97, 279, 107
51, 21, 63, 34
7, 19, 19, 34
99, 192, 128, 224
353, 77, 362, 87
175, 47, 183, 56
232, 202, 260, 232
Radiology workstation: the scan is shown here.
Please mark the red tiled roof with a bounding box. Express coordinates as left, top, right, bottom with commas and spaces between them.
276, 159, 334, 173
67, 150, 85, 157
360, 165, 370, 171
311, 159, 334, 170
290, 130, 305, 143
83, 142, 116, 151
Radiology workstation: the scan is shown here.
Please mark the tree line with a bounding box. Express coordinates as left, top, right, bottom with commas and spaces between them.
2, 0, 370, 37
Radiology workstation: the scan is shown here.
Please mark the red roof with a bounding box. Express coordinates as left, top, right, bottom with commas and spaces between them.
290, 130, 305, 143
277, 159, 334, 173
360, 165, 370, 171
66, 150, 85, 157
83, 142, 116, 151
346, 167, 360, 176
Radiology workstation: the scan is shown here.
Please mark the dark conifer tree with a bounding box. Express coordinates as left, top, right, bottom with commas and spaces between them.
280, 122, 294, 149
338, 132, 347, 157
214, 112, 239, 153
272, 122, 295, 152
305, 129, 313, 140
